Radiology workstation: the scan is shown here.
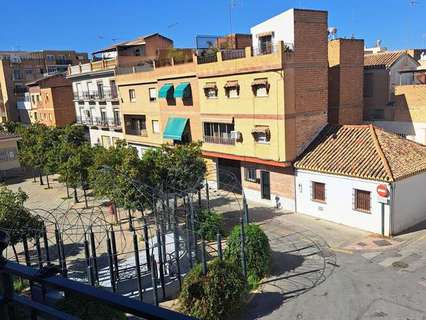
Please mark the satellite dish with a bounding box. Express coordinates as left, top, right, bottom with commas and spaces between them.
328, 27, 337, 40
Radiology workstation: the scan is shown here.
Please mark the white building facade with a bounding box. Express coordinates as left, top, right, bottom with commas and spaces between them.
68, 64, 123, 147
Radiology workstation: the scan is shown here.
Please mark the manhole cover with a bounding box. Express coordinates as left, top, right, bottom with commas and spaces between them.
373, 240, 392, 247
392, 261, 409, 269
357, 242, 367, 247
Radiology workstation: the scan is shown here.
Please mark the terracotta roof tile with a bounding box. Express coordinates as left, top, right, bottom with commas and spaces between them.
364, 51, 406, 69
294, 124, 426, 182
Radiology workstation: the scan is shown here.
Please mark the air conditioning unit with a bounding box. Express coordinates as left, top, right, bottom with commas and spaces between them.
230, 131, 241, 140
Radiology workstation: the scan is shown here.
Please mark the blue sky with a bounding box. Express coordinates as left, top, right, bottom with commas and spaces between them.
1, 0, 425, 54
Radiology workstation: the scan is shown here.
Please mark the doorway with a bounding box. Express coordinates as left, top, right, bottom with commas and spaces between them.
261, 171, 271, 200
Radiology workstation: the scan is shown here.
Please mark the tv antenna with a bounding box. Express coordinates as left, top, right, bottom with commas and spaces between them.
229, 0, 237, 34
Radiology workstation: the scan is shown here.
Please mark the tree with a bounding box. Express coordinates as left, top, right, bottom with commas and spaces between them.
179, 259, 247, 320
224, 224, 271, 289
140, 142, 207, 193
0, 187, 42, 262
58, 142, 94, 205
89, 141, 144, 220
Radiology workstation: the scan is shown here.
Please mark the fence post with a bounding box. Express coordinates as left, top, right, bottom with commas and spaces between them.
35, 235, 43, 269
0, 271, 15, 320
54, 225, 63, 275
143, 224, 151, 271
42, 224, 50, 265
106, 233, 116, 292
22, 237, 31, 266
156, 229, 166, 300
59, 236, 68, 277
240, 217, 247, 278
243, 194, 249, 224
205, 179, 210, 211
217, 233, 223, 261
133, 231, 143, 301
84, 234, 94, 286
151, 255, 159, 306
201, 236, 207, 275
189, 196, 199, 262
89, 227, 99, 283
174, 225, 182, 290
110, 227, 119, 280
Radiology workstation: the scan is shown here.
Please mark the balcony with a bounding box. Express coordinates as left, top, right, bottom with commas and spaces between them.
76, 116, 121, 129
68, 58, 118, 76
203, 135, 235, 145
55, 59, 73, 65
197, 53, 218, 64
73, 88, 118, 101
221, 49, 246, 61
126, 128, 148, 137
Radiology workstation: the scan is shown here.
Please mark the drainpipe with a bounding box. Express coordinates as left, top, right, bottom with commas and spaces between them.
389, 182, 395, 237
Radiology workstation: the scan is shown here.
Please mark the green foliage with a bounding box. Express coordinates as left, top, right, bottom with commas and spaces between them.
197, 209, 223, 241
224, 224, 271, 288
0, 187, 42, 245
56, 294, 126, 320
179, 259, 247, 320
141, 142, 206, 193
89, 140, 144, 210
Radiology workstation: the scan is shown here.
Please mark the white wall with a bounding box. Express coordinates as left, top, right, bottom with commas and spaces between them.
128, 143, 154, 158
244, 187, 295, 212
295, 170, 391, 235
373, 120, 426, 144
89, 128, 123, 147
250, 9, 294, 48
393, 172, 426, 234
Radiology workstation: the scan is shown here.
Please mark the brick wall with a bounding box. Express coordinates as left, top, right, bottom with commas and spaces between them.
328, 39, 364, 125
285, 9, 329, 158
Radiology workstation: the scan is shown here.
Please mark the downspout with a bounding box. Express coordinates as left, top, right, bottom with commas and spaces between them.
389, 182, 395, 237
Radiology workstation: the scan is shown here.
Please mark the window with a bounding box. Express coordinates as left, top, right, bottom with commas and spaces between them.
112, 137, 119, 145
31, 95, 36, 104
152, 120, 160, 133
129, 89, 136, 102
364, 73, 373, 97
100, 109, 107, 124
252, 126, 270, 143
245, 167, 257, 182
226, 87, 239, 98
354, 189, 371, 212
110, 80, 118, 98
47, 66, 57, 74
252, 79, 269, 97
13, 69, 23, 80
312, 182, 326, 202
149, 88, 157, 102
101, 135, 111, 148
225, 81, 239, 98
97, 81, 104, 98
0, 149, 17, 162
203, 122, 235, 145
113, 109, 120, 126
46, 55, 55, 61
204, 83, 218, 98
371, 109, 384, 120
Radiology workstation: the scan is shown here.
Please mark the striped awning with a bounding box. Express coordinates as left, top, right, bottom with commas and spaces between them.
163, 117, 188, 141
224, 80, 239, 88
256, 31, 274, 38
174, 82, 190, 98
158, 83, 173, 99
252, 126, 270, 134
252, 78, 268, 86
202, 116, 234, 124
203, 82, 217, 90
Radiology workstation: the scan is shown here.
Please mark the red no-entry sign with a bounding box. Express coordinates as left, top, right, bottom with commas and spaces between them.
377, 184, 389, 198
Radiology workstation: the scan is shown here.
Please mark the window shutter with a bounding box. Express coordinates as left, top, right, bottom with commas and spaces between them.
310, 181, 313, 200
352, 189, 355, 210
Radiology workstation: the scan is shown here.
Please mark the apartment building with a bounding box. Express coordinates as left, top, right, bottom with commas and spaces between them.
116, 9, 329, 210
363, 51, 419, 121
26, 73, 75, 127
0, 50, 88, 123
68, 33, 173, 148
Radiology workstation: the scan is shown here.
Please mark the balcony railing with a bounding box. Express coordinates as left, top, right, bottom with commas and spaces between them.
221, 49, 245, 61
203, 135, 235, 145
253, 42, 293, 56
126, 128, 148, 137
55, 59, 73, 65
197, 54, 218, 64
76, 116, 121, 129
0, 230, 194, 320
73, 88, 118, 101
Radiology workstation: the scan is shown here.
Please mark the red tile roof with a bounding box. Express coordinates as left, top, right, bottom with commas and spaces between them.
294, 125, 426, 182
364, 51, 406, 69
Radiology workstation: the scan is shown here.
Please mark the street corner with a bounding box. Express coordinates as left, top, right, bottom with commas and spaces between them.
341, 234, 403, 252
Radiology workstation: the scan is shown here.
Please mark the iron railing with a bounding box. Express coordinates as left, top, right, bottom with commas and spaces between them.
126, 128, 148, 137
0, 232, 195, 319
76, 116, 121, 128
221, 49, 245, 61
197, 54, 218, 64
73, 88, 118, 101
203, 135, 235, 145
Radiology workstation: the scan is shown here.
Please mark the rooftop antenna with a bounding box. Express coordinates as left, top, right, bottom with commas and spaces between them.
229, 0, 237, 34
328, 27, 337, 40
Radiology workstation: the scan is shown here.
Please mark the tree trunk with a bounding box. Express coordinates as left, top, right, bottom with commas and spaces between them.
83, 188, 88, 208
12, 244, 20, 263
32, 169, 36, 183
73, 187, 79, 203
39, 171, 44, 185
65, 180, 70, 198
46, 174, 50, 189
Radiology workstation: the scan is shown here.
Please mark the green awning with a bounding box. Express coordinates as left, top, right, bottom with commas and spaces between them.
173, 82, 190, 98
163, 117, 188, 141
158, 83, 173, 99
